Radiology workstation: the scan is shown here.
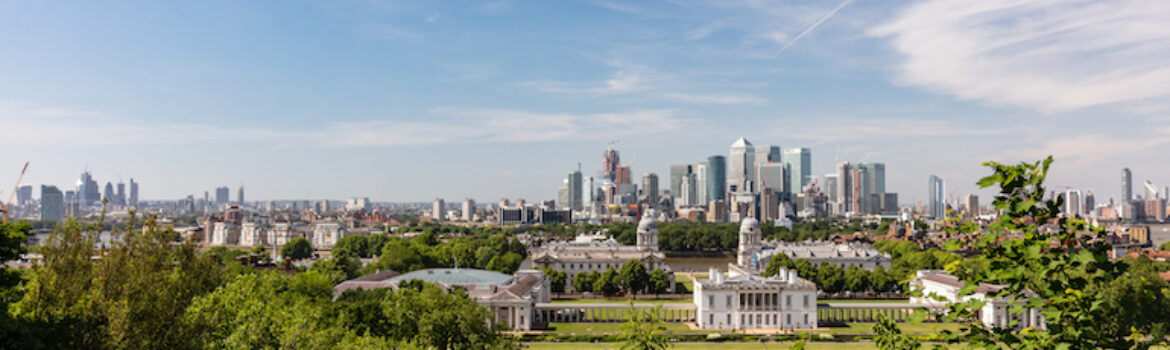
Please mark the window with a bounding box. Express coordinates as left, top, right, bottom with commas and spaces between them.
787, 314, 791, 325
727, 314, 731, 324
803, 295, 809, 308
708, 314, 713, 325
786, 295, 791, 307
803, 314, 809, 325
756, 314, 761, 324
708, 296, 714, 307
740, 314, 745, 325
727, 296, 733, 309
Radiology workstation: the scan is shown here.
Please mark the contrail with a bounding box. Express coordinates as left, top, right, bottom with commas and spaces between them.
771, 0, 854, 58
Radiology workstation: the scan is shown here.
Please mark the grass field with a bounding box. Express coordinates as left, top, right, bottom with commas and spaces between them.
674, 272, 707, 291
526, 342, 881, 350
542, 322, 961, 337
820, 299, 909, 304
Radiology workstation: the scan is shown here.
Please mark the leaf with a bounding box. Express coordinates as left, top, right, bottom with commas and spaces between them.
907, 309, 928, 324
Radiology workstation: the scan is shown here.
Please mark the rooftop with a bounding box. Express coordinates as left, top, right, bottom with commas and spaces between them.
387, 268, 513, 286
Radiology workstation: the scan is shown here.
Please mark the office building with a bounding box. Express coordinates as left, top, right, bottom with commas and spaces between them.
215, 186, 230, 205
1084, 191, 1095, 215
782, 148, 811, 197
129, 179, 138, 207
670, 164, 692, 199
757, 162, 787, 196
1122, 168, 1133, 202
567, 170, 583, 211
77, 171, 100, 207
17, 185, 32, 205
964, 194, 979, 218
40, 185, 64, 222
680, 174, 697, 207
693, 163, 708, 206
729, 138, 755, 193
642, 173, 659, 207
432, 198, 445, 221
238, 186, 245, 204
928, 175, 946, 219
1065, 190, 1082, 218
823, 174, 838, 209
603, 147, 620, 182
707, 155, 727, 202
583, 176, 595, 205
615, 166, 632, 185
462, 198, 476, 221
1145, 180, 1159, 200
836, 162, 853, 214
103, 182, 114, 205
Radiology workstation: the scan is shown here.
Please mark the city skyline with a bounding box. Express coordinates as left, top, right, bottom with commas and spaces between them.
3, 1, 1170, 203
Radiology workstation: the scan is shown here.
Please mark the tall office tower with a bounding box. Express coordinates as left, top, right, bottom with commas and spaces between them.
462, 198, 476, 221
129, 179, 138, 207
215, 187, 230, 205
728, 138, 755, 193
432, 198, 445, 221
680, 173, 697, 207
856, 163, 886, 195
1064, 189, 1083, 217
757, 162, 787, 195
1084, 191, 1095, 214
782, 148, 811, 196
642, 173, 659, 207
928, 175, 946, 219
670, 164, 692, 199
615, 166, 632, 185
40, 185, 64, 222
964, 194, 979, 218
1121, 168, 1133, 202
823, 174, 838, 208
603, 147, 620, 182
852, 168, 868, 214
707, 155, 727, 202
1145, 180, 1159, 200
17, 185, 32, 205
77, 171, 100, 207
64, 191, 77, 217
836, 162, 853, 214
238, 186, 245, 204
103, 182, 115, 204
558, 184, 569, 210
115, 182, 126, 206
692, 163, 708, 206
753, 145, 781, 193
567, 170, 583, 211
583, 176, 595, 205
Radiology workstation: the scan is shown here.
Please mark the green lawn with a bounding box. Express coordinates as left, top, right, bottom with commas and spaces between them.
545, 322, 714, 336
542, 322, 961, 337
820, 299, 909, 304
815, 322, 962, 336
526, 342, 881, 350
674, 272, 707, 291
550, 298, 691, 304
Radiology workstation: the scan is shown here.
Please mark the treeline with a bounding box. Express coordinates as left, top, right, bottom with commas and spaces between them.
556, 259, 673, 296
0, 216, 513, 349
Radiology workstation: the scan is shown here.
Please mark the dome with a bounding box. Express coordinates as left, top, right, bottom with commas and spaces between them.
637, 217, 657, 231
740, 218, 760, 231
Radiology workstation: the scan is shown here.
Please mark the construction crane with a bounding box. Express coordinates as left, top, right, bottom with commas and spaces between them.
1, 161, 30, 222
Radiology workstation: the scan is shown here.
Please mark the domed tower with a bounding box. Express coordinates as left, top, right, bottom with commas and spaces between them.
737, 217, 762, 267
636, 213, 659, 251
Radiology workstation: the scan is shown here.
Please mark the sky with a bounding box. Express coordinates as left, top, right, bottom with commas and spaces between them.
2, 0, 1170, 204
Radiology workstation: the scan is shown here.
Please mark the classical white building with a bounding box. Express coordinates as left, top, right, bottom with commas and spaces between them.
210, 222, 239, 245
695, 219, 818, 329
910, 270, 1045, 330
334, 268, 550, 330
756, 240, 891, 270
240, 222, 266, 246
312, 222, 345, 247
528, 213, 672, 292
266, 223, 294, 246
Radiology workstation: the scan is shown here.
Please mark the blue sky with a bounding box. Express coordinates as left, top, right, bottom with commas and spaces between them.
3, 0, 1169, 204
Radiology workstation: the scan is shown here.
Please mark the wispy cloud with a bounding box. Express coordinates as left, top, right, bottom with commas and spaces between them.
870, 0, 1170, 113
522, 60, 767, 105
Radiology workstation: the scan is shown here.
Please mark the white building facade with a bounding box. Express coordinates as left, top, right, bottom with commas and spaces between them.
694, 265, 817, 329
910, 270, 1045, 330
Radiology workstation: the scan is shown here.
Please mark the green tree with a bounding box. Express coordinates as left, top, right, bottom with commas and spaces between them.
936, 157, 1165, 348
594, 267, 620, 296
763, 253, 796, 277
1160, 240, 1170, 251
375, 238, 426, 273
618, 304, 670, 350
843, 265, 869, 293
617, 259, 649, 296
331, 281, 503, 349
367, 233, 389, 257
573, 271, 594, 294
873, 313, 919, 350
647, 269, 671, 297
815, 262, 844, 294
1, 220, 30, 306
870, 265, 894, 294
540, 268, 567, 295
485, 252, 523, 274
332, 234, 370, 258
311, 255, 361, 284
281, 237, 313, 260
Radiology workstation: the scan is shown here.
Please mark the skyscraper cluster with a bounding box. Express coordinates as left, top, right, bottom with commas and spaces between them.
36, 171, 139, 222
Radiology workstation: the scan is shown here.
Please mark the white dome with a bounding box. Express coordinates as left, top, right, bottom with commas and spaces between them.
740, 218, 760, 231
637, 217, 657, 231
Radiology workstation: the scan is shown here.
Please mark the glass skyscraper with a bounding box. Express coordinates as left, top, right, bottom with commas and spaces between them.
782, 148, 811, 194
707, 155, 727, 202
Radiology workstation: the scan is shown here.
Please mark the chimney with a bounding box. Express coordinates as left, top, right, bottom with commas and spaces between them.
708, 267, 718, 281
788, 270, 797, 283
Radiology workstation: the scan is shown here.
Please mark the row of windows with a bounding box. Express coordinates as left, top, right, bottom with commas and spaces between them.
556, 262, 659, 271
706, 294, 810, 309
704, 313, 810, 327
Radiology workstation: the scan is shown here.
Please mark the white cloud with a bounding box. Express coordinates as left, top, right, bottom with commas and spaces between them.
871, 0, 1170, 113
658, 92, 766, 105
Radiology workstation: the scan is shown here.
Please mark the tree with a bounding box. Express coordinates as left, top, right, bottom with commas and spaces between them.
374, 238, 425, 273
281, 237, 313, 260
870, 265, 894, 294
815, 262, 844, 294
935, 156, 1166, 348
311, 255, 361, 284
485, 252, 523, 274
594, 268, 620, 296
1160, 240, 1170, 251
843, 265, 869, 293
873, 313, 919, 350
573, 271, 594, 294
331, 280, 503, 349
763, 253, 796, 277
617, 259, 649, 296
541, 268, 567, 296
332, 235, 370, 258
1, 220, 30, 306
366, 233, 389, 257
618, 304, 670, 350
647, 269, 671, 297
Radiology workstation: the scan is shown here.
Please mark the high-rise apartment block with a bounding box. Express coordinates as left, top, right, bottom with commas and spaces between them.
928, 175, 946, 219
